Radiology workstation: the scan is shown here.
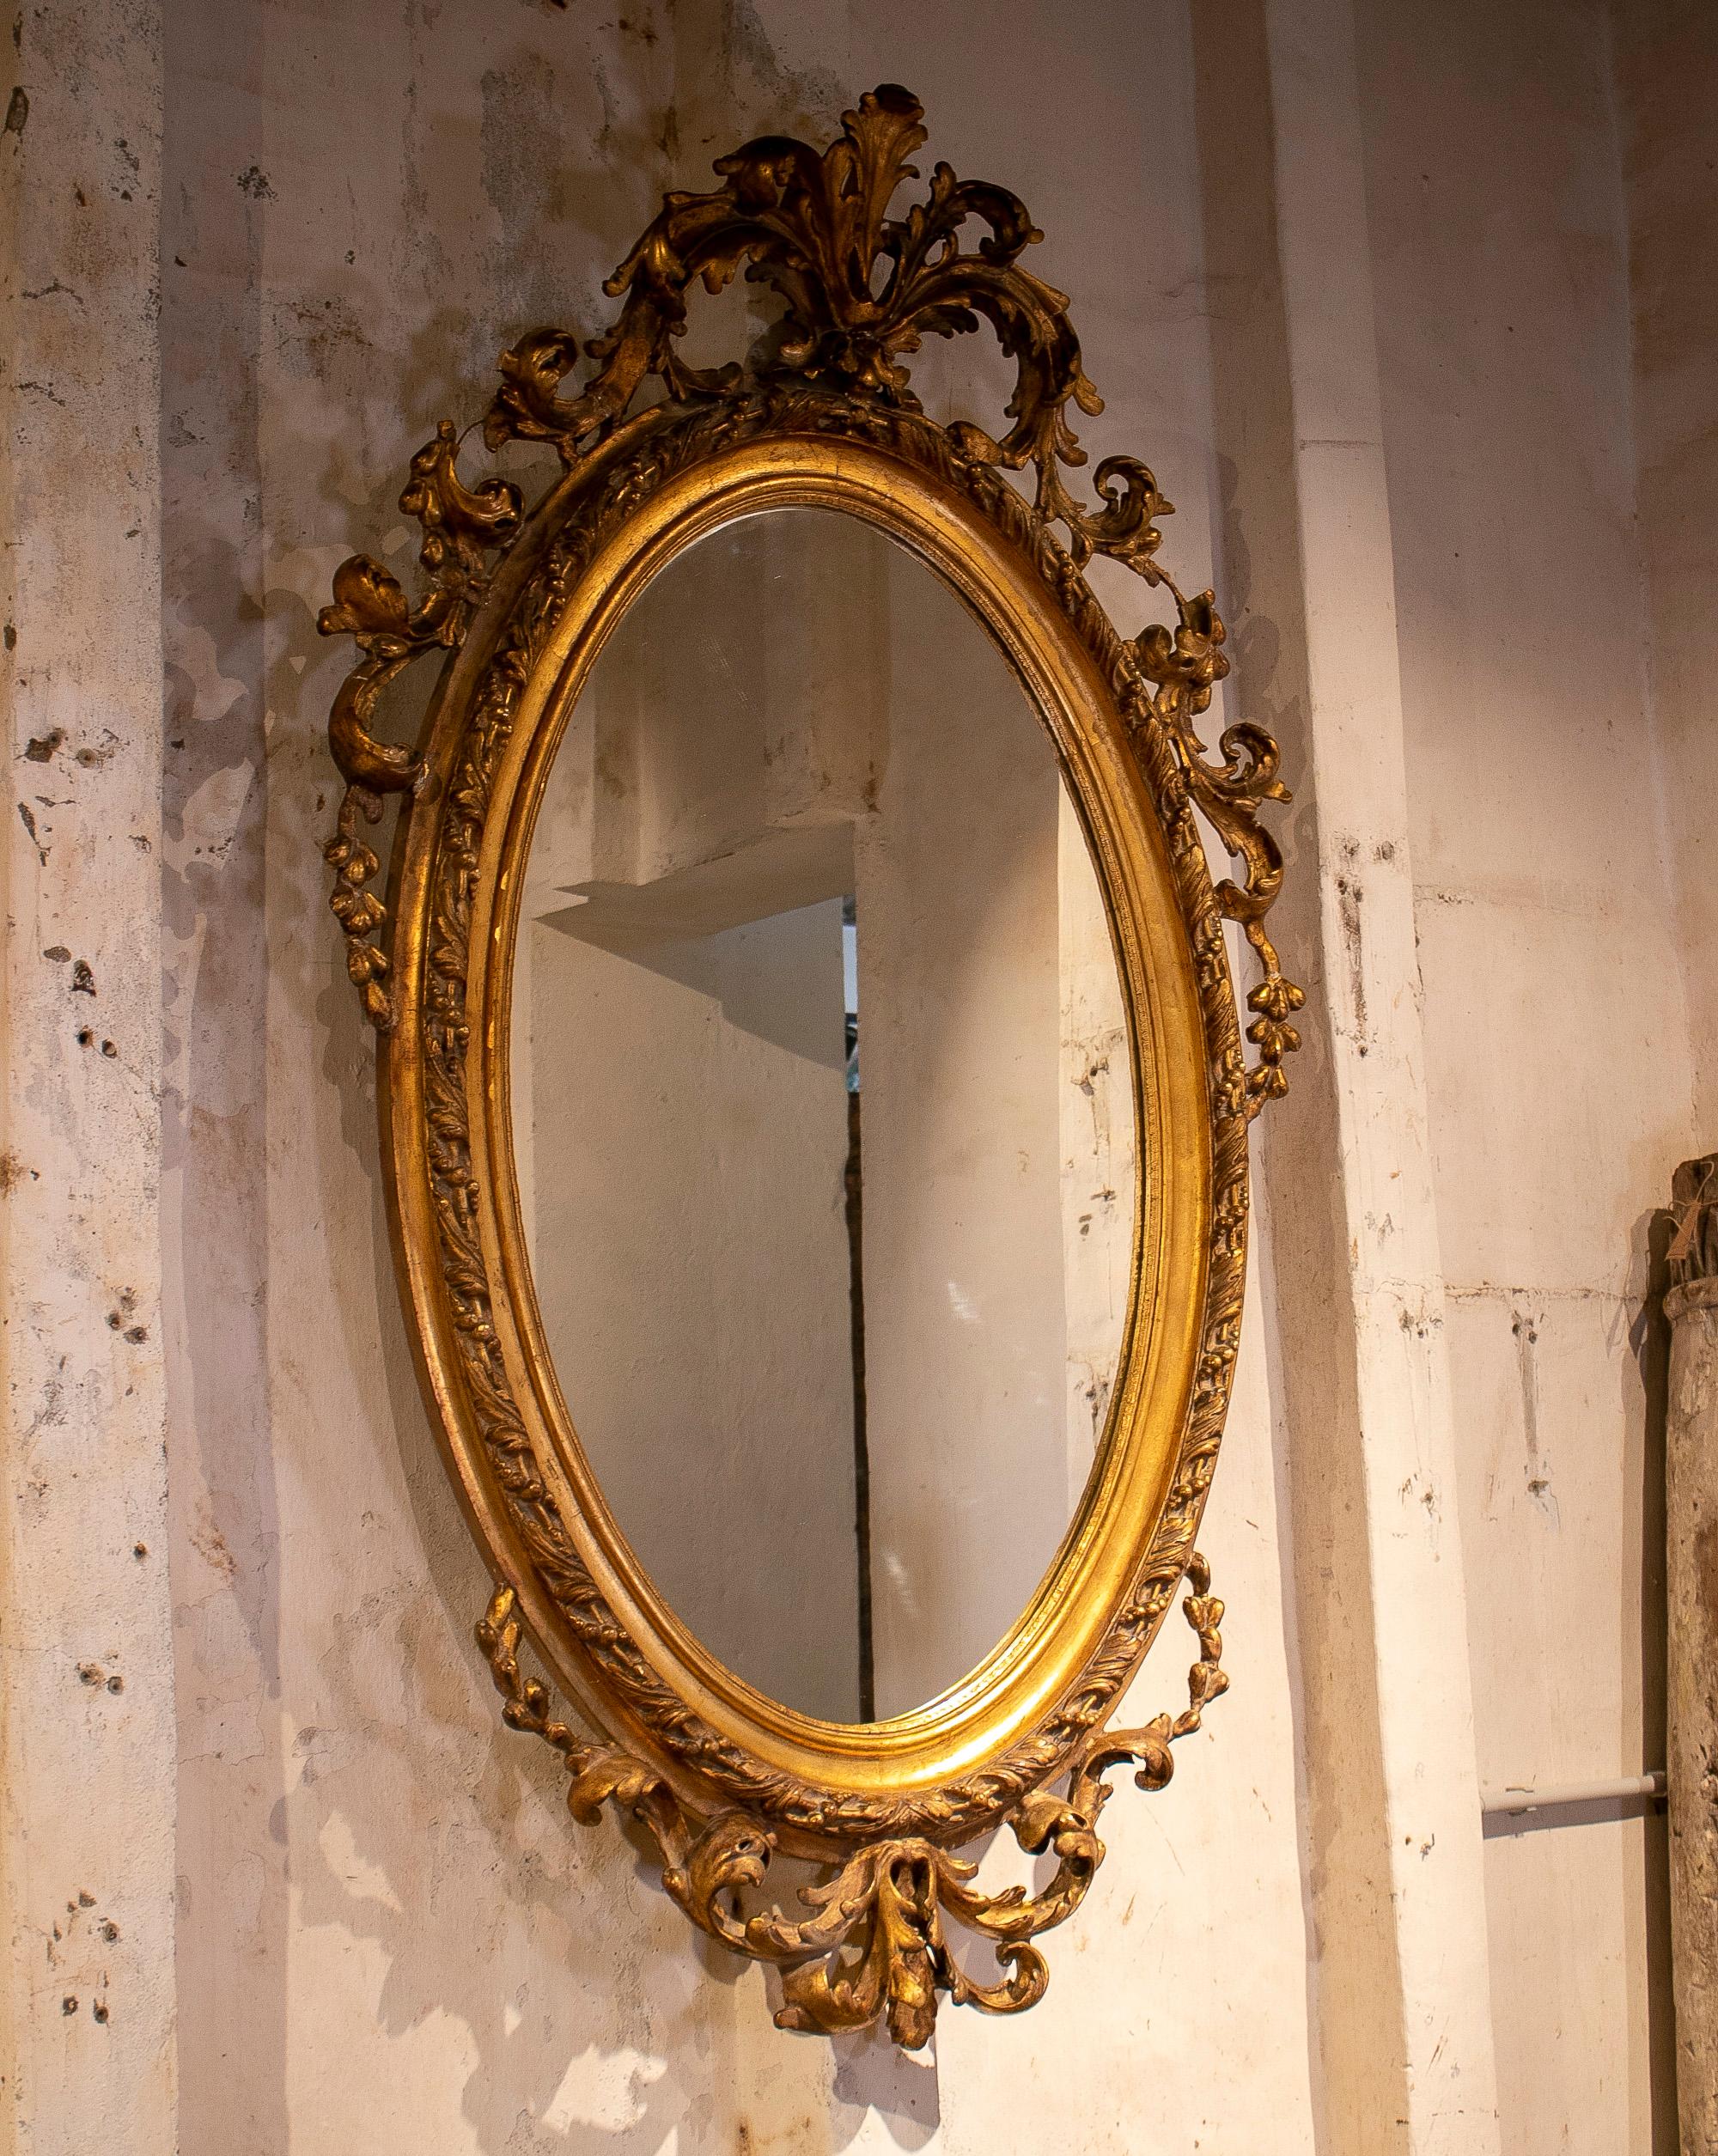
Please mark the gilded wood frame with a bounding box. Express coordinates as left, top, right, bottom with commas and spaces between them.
318, 87, 1299, 2048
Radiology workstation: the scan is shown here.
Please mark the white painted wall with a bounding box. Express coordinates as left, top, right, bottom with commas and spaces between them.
1617, 0, 1718, 1154
3, 0, 1709, 2148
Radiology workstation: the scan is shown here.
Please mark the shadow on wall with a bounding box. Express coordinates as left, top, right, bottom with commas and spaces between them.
1187, 3, 1338, 2144
1626, 1202, 1678, 2149
164, 0, 972, 2149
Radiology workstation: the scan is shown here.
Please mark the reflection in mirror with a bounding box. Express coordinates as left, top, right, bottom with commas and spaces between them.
511, 510, 1136, 1723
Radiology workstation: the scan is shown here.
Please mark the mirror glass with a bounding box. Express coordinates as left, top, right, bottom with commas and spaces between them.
511, 509, 1136, 1723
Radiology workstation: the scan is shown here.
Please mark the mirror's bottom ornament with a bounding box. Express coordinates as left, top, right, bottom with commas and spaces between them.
478, 1560, 1226, 2049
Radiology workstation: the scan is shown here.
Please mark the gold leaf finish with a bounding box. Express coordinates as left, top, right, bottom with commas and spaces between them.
318, 86, 1293, 2045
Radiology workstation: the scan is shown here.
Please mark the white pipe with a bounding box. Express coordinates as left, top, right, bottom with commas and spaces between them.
1481, 1772, 1666, 1817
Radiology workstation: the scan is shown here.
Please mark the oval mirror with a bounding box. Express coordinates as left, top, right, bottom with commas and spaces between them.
318, 83, 1300, 2050
509, 508, 1137, 1723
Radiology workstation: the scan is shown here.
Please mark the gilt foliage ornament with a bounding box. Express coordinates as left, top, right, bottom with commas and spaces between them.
320, 82, 1300, 1102
478, 1558, 1227, 2049
318, 86, 1295, 2047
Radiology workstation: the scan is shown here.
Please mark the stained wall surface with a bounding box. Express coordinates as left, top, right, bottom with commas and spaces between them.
3, 0, 1712, 2151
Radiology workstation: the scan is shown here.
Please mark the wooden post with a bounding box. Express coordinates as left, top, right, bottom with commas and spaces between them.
1667, 1152, 1718, 2153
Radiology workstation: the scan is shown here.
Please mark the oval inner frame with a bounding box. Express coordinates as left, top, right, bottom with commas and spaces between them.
383, 417, 1227, 1854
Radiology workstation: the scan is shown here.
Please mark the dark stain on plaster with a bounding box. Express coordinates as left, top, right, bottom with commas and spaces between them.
16, 801, 44, 863
236, 164, 274, 200
24, 728, 61, 761
4, 85, 27, 136
0, 1150, 22, 1193
42, 944, 68, 961
478, 47, 576, 308
1696, 1518, 1718, 1629
272, 292, 371, 377
191, 1509, 237, 1582
70, 958, 94, 994
3, 623, 15, 649
1513, 1307, 1558, 1523
1335, 868, 1368, 1052
107, 1291, 145, 1343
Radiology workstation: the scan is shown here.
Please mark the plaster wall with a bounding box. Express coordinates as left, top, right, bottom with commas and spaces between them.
1356, 3, 1697, 2145
3, 0, 1706, 2149
1615, 0, 1718, 1151
0, 5, 175, 2147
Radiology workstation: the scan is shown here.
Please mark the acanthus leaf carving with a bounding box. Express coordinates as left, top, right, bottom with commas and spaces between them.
1131, 591, 1303, 1116
478, 1556, 1227, 2049
322, 82, 1297, 1093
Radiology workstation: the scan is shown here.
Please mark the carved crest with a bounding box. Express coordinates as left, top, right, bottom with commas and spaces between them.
320, 84, 1299, 1102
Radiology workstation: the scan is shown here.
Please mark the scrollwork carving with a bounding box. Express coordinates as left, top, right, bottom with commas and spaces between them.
479, 1556, 1226, 2049
320, 83, 1297, 1079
